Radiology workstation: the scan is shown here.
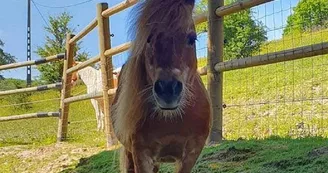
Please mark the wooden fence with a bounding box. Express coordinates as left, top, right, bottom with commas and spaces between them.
0, 53, 64, 122
57, 0, 328, 147
2, 0, 328, 148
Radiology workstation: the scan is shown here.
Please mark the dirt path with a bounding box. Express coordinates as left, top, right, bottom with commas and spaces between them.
0, 143, 106, 173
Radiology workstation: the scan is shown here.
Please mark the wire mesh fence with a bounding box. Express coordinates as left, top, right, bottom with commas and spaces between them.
218, 0, 328, 140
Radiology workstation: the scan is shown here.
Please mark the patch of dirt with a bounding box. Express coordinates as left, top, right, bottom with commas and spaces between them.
0, 143, 106, 173
203, 146, 255, 162
308, 146, 328, 158
0, 145, 29, 157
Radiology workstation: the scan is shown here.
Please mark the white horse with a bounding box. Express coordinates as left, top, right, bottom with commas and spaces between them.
71, 64, 105, 131
71, 63, 120, 131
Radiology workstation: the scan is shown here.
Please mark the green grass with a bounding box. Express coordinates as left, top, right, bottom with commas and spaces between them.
0, 84, 107, 147
61, 137, 328, 173
200, 29, 328, 140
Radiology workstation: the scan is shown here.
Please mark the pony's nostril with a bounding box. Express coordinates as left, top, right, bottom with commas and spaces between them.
173, 81, 183, 95
154, 80, 165, 95
154, 79, 182, 97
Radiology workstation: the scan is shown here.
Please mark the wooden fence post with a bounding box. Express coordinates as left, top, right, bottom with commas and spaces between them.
97, 3, 116, 148
57, 34, 75, 142
207, 0, 224, 143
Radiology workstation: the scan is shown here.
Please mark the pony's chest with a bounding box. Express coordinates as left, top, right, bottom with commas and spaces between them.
156, 142, 185, 163
140, 113, 209, 137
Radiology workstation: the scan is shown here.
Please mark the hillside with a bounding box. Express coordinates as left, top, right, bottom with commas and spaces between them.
0, 29, 328, 172
199, 29, 328, 140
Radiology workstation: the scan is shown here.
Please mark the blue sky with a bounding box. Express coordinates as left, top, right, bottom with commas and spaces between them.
0, 0, 299, 80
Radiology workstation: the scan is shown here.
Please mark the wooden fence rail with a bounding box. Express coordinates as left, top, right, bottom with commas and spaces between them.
198, 42, 328, 75
66, 42, 131, 74
0, 112, 60, 122
69, 18, 98, 45
0, 53, 65, 71
0, 83, 62, 96
102, 0, 138, 17
216, 0, 273, 16
104, 42, 131, 57
66, 55, 100, 74
64, 89, 116, 104
215, 42, 328, 72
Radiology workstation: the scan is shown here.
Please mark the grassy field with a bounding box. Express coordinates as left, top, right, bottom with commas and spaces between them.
0, 84, 107, 147
61, 137, 328, 173
200, 29, 328, 140
0, 29, 328, 172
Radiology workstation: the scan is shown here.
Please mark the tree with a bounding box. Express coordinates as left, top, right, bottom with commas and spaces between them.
36, 12, 89, 83
195, 0, 267, 60
283, 0, 328, 35
0, 39, 16, 79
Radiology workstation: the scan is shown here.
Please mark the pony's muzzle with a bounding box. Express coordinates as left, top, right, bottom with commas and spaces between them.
154, 79, 183, 110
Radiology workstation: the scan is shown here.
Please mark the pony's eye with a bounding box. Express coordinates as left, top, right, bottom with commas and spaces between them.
147, 34, 153, 43
187, 32, 197, 45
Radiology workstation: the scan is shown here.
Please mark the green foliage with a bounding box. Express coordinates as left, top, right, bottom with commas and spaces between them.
284, 0, 328, 35
0, 39, 16, 79
195, 0, 267, 60
0, 78, 25, 91
35, 12, 89, 83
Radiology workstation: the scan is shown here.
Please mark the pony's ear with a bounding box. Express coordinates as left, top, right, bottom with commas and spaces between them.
185, 0, 195, 5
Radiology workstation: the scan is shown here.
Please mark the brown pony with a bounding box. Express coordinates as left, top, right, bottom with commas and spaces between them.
111, 0, 212, 172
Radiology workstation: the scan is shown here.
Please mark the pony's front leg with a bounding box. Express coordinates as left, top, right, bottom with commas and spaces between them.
91, 99, 101, 131
120, 147, 135, 173
176, 138, 206, 173
100, 111, 105, 131
131, 144, 156, 173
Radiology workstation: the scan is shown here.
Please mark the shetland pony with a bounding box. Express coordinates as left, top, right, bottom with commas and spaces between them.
71, 61, 119, 132
111, 0, 212, 172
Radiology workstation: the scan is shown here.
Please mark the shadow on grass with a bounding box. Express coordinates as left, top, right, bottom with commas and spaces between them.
0, 141, 35, 147
61, 137, 328, 173
60, 150, 120, 173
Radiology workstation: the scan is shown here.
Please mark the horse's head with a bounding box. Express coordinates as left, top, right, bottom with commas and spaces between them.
137, 0, 197, 110
145, 31, 197, 110
71, 61, 81, 86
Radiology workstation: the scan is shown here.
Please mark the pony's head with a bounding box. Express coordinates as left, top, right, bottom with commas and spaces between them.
129, 0, 197, 111
146, 30, 197, 110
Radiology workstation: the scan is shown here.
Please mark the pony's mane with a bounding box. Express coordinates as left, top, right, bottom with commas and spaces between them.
127, 0, 195, 57
112, 0, 196, 146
